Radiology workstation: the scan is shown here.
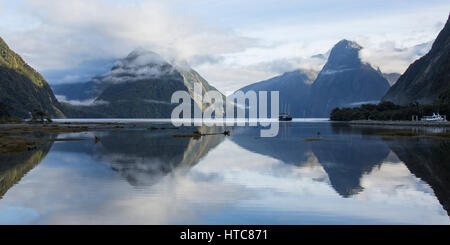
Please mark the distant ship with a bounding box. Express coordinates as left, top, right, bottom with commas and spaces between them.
279, 103, 293, 121
279, 113, 293, 121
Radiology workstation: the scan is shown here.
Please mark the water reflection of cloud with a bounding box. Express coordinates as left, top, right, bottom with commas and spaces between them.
194, 140, 332, 193
359, 160, 435, 203
0, 139, 449, 224
0, 206, 39, 225
355, 153, 447, 223
191, 140, 450, 224
0, 149, 256, 224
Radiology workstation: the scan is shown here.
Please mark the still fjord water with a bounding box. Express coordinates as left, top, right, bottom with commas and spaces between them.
0, 120, 449, 224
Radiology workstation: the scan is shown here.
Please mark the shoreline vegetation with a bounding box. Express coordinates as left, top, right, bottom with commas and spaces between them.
330, 101, 450, 122
330, 101, 450, 138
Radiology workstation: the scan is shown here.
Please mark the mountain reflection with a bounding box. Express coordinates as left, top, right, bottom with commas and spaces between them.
0, 136, 54, 199
1, 122, 449, 224
383, 137, 450, 215
231, 123, 450, 217
320, 124, 390, 197
231, 122, 390, 197
52, 125, 226, 186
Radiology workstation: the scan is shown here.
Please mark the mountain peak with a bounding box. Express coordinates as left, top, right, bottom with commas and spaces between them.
122, 48, 167, 66
102, 48, 175, 83
310, 39, 389, 117
335, 39, 362, 50
322, 39, 363, 71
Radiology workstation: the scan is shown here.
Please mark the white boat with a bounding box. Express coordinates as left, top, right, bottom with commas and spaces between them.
421, 113, 447, 121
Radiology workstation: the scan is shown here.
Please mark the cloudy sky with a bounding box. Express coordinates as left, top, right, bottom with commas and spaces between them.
0, 0, 449, 94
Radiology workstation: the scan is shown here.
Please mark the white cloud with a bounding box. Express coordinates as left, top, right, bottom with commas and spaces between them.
196, 54, 327, 95
195, 64, 278, 95
55, 95, 108, 106
0, 0, 256, 72
226, 4, 448, 74
0, 0, 448, 93
359, 40, 433, 74
1, 139, 449, 224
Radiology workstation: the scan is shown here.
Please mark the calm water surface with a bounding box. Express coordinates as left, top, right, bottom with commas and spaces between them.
1, 120, 449, 224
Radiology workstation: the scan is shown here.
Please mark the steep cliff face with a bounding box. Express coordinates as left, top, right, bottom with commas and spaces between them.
383, 15, 450, 106
0, 37, 65, 118
307, 40, 390, 117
